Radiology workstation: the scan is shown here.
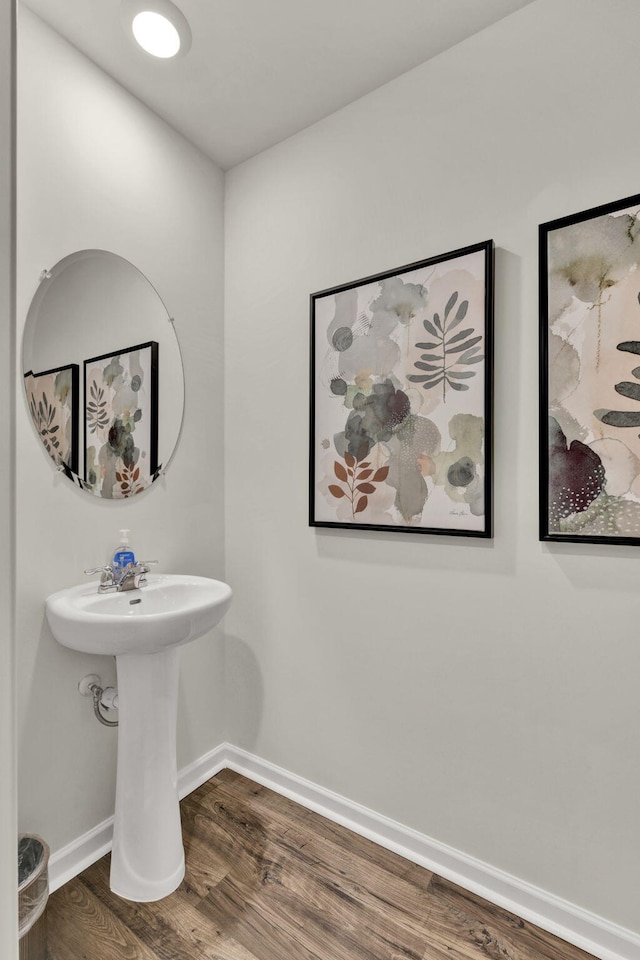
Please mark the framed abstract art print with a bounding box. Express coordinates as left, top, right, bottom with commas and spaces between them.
310, 241, 494, 537
540, 192, 640, 545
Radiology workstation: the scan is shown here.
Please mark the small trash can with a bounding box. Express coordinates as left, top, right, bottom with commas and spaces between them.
18, 834, 49, 960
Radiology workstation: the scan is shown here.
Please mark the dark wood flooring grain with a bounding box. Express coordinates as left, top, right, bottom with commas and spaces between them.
46, 769, 597, 960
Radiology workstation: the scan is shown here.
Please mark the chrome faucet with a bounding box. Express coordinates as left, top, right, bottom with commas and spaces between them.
84, 561, 157, 593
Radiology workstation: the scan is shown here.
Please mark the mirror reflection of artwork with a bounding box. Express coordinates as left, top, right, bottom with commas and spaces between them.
24, 364, 79, 477
22, 250, 184, 498
84, 341, 159, 499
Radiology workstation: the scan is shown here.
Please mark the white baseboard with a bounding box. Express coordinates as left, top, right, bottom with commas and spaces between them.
47, 815, 113, 894
176, 741, 229, 800
49, 741, 640, 960
48, 742, 229, 892
226, 745, 639, 960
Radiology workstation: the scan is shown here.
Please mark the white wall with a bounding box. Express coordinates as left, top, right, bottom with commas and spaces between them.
17, 7, 226, 853
1, 0, 17, 954
225, 0, 640, 934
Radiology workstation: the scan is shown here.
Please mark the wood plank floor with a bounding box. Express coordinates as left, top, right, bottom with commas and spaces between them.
46, 769, 597, 960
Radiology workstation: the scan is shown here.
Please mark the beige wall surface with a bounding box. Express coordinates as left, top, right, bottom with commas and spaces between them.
1, 0, 17, 955
17, 8, 226, 853
224, 0, 640, 933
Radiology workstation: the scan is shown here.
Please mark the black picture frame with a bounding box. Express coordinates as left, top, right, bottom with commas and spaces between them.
23, 363, 79, 478
540, 191, 640, 545
310, 240, 494, 537
83, 340, 159, 497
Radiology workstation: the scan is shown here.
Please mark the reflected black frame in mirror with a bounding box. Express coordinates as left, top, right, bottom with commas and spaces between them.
23, 363, 79, 478
83, 340, 159, 498
22, 250, 185, 499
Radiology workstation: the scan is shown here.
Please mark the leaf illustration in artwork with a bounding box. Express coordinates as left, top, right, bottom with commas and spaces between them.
445, 335, 482, 355
445, 327, 474, 346
114, 456, 146, 498
86, 380, 110, 434
615, 381, 640, 400
407, 373, 445, 387
327, 451, 389, 520
413, 291, 482, 400
30, 391, 62, 459
594, 326, 640, 428
422, 319, 440, 338
445, 292, 458, 316
444, 290, 469, 333
458, 347, 484, 364
617, 341, 640, 355
334, 461, 348, 482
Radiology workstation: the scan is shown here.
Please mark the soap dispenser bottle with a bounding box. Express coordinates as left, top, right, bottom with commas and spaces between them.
113, 529, 136, 571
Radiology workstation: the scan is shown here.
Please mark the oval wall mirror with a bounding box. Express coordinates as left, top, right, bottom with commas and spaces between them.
22, 250, 184, 499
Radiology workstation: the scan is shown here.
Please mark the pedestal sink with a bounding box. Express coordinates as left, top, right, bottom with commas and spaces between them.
45, 574, 232, 902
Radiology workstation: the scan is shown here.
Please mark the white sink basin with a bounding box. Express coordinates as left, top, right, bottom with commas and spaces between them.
45, 573, 232, 903
46, 574, 232, 655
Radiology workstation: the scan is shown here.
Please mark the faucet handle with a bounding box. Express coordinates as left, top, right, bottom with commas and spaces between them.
84, 564, 113, 577
136, 560, 158, 568
84, 564, 116, 589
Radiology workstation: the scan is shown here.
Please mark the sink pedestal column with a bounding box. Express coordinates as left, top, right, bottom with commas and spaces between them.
110, 648, 185, 901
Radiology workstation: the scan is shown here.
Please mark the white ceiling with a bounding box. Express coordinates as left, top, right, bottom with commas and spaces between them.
22, 0, 534, 170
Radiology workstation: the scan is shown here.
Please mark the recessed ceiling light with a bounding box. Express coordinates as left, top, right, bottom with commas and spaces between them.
122, 0, 192, 60
133, 12, 181, 58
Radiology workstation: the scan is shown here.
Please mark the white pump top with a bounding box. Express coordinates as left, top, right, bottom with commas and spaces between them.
119, 529, 130, 546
